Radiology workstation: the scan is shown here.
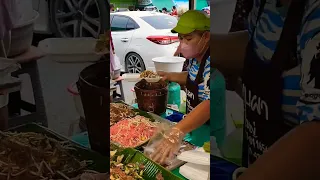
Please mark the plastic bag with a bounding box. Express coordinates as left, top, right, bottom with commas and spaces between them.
177, 150, 210, 165
179, 162, 210, 180
144, 123, 184, 165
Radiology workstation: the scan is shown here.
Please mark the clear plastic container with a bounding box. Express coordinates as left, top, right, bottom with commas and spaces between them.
179, 99, 186, 114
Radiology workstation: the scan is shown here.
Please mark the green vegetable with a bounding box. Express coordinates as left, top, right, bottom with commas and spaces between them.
203, 141, 210, 153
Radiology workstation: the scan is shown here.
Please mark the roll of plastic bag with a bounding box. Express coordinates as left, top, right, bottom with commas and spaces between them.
179, 162, 210, 180
177, 150, 210, 165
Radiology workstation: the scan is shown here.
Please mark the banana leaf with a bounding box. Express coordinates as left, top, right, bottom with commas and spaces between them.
114, 148, 183, 180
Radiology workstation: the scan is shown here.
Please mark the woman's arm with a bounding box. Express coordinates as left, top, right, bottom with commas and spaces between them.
158, 71, 188, 86
174, 100, 210, 133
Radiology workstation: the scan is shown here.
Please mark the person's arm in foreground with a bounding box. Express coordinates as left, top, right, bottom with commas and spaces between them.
238, 121, 320, 180
238, 20, 320, 180
211, 31, 249, 76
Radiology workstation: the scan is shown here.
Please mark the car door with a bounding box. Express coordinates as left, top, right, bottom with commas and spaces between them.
111, 15, 136, 67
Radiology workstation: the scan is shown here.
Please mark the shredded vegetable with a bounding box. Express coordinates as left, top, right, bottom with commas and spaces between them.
140, 70, 159, 78
110, 103, 136, 126
110, 116, 157, 147
0, 131, 107, 180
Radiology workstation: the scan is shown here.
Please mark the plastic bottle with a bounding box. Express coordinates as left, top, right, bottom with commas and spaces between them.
179, 99, 186, 114
210, 69, 226, 147
167, 82, 181, 109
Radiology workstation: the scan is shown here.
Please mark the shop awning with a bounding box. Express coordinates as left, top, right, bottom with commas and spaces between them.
152, 0, 175, 10
196, 0, 209, 10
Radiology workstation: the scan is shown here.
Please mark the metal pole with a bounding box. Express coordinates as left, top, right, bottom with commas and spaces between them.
189, 0, 195, 10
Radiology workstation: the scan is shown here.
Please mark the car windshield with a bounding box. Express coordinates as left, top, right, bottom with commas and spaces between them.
141, 15, 177, 29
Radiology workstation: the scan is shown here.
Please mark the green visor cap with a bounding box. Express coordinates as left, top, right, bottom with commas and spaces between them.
171, 10, 210, 34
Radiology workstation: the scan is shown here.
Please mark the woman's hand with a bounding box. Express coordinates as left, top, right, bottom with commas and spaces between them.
156, 71, 188, 85
150, 127, 185, 165
157, 71, 171, 81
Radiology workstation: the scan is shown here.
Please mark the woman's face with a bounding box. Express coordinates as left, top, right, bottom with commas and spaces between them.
178, 31, 210, 46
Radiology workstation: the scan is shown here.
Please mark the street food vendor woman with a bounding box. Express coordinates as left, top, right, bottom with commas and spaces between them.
150, 10, 211, 164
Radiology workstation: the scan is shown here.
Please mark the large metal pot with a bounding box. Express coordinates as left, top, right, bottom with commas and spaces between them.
77, 61, 109, 155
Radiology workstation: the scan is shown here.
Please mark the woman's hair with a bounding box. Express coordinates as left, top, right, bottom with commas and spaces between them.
193, 30, 209, 37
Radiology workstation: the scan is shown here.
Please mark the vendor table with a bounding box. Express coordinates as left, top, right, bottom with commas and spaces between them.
72, 106, 210, 179
72, 131, 188, 179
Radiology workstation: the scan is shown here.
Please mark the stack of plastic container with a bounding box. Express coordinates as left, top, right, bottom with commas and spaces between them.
178, 148, 210, 180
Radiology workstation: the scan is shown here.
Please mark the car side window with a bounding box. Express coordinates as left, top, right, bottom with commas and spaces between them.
110, 15, 114, 24
126, 18, 138, 30
111, 16, 129, 31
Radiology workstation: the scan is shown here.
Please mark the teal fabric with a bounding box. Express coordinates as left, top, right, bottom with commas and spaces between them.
210, 69, 226, 147
184, 124, 210, 147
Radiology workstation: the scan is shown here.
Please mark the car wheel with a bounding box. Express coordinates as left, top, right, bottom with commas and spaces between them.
125, 53, 146, 73
49, 0, 109, 38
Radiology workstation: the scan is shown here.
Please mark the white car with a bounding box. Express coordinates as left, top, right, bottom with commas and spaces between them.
32, 0, 109, 37
110, 11, 179, 73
